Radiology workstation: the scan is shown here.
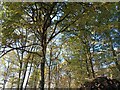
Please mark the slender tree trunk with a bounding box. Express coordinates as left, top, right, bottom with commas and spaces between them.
20, 59, 29, 89
18, 61, 22, 90
3, 61, 10, 90
34, 67, 37, 90
55, 64, 59, 88
88, 53, 95, 78
17, 50, 24, 90
85, 58, 91, 78
3, 80, 6, 90
57, 64, 60, 88
55, 65, 58, 88
68, 73, 71, 88
48, 65, 51, 90
40, 60, 45, 90
24, 55, 34, 89
89, 57, 95, 78
48, 48, 52, 90
24, 62, 32, 90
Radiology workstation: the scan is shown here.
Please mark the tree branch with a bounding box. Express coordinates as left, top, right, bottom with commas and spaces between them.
47, 18, 78, 44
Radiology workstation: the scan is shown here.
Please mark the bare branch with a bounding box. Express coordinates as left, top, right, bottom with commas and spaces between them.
47, 12, 71, 44
0, 48, 14, 58
47, 18, 78, 44
0, 43, 41, 58
43, 3, 57, 30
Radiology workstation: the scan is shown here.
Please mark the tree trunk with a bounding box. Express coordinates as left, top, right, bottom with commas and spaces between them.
55, 64, 59, 88
3, 61, 10, 90
34, 67, 37, 90
55, 65, 58, 88
40, 61, 45, 90
17, 50, 24, 90
40, 43, 46, 90
18, 61, 22, 90
88, 54, 95, 78
24, 55, 34, 90
48, 65, 51, 90
85, 58, 91, 78
3, 80, 6, 90
20, 59, 29, 89
57, 64, 60, 88
24, 62, 32, 90
68, 73, 71, 88
86, 48, 95, 78
48, 48, 52, 90
39, 26, 47, 90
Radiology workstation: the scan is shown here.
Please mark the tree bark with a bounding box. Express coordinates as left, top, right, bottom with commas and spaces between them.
24, 62, 32, 90
18, 61, 22, 90
89, 57, 95, 78
68, 73, 71, 88
55, 65, 58, 88
40, 60, 45, 90
20, 57, 29, 89
3, 61, 10, 90
40, 39, 47, 90
48, 64, 51, 90
48, 48, 52, 90
17, 50, 24, 90
34, 66, 37, 90
55, 64, 59, 88
88, 53, 95, 78
85, 58, 91, 78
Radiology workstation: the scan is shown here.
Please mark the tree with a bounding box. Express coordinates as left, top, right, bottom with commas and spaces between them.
0, 2, 119, 89
1, 2, 80, 89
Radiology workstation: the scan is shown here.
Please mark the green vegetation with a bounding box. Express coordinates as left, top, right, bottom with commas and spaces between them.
0, 2, 120, 90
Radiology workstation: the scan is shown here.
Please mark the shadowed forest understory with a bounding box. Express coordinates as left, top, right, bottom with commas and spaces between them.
0, 2, 120, 90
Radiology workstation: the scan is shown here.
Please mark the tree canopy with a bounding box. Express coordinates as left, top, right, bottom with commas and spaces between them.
0, 2, 120, 90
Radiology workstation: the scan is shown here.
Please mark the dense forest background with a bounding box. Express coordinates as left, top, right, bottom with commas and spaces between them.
0, 2, 120, 89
